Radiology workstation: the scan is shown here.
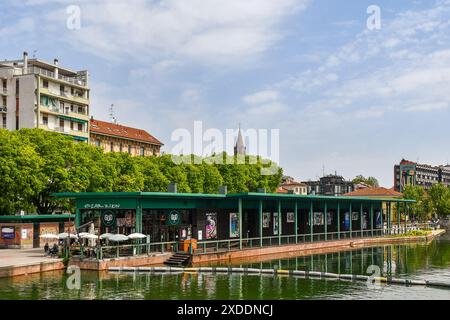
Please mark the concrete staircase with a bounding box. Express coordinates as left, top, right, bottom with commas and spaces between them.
164, 253, 192, 266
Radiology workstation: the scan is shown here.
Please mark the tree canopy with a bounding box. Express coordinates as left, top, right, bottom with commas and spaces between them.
352, 175, 380, 187
0, 129, 283, 215
403, 184, 450, 219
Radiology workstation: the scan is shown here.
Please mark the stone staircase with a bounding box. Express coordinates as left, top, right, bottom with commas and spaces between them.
163, 253, 192, 266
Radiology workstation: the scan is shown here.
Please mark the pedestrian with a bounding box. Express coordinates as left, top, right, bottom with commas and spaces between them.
44, 243, 49, 256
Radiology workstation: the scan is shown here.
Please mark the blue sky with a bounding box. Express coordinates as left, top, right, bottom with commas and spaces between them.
2, 0, 450, 187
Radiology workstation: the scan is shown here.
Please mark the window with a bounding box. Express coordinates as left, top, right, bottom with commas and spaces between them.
2, 114, 6, 129
95, 140, 101, 147
140, 147, 145, 156
119, 143, 123, 152
2, 80, 6, 91
59, 119, 64, 129
70, 121, 74, 130
43, 80, 48, 88
2, 96, 6, 107
128, 145, 133, 155
40, 95, 49, 106
43, 115, 48, 126
110, 142, 114, 152
70, 104, 74, 112
78, 123, 83, 131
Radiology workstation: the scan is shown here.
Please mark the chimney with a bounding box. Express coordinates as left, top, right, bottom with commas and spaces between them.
23, 51, 28, 74
54, 58, 59, 79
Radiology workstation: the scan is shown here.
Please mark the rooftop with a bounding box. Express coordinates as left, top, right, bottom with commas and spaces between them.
344, 187, 403, 198
90, 119, 163, 146
53, 191, 415, 203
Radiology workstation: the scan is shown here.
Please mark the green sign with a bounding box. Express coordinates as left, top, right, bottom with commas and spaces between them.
167, 210, 181, 226
101, 210, 116, 227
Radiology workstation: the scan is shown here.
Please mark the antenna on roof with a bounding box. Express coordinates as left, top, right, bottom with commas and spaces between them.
109, 104, 117, 124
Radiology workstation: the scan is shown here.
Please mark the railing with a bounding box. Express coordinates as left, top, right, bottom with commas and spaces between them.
66, 223, 438, 260
28, 66, 87, 87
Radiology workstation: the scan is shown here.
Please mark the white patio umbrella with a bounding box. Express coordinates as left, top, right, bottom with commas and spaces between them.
108, 234, 129, 242
78, 232, 90, 238
99, 233, 114, 240
80, 233, 98, 240
127, 233, 147, 240
58, 232, 78, 239
40, 234, 59, 240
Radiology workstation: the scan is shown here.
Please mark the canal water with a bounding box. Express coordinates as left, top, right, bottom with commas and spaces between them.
1, 233, 449, 300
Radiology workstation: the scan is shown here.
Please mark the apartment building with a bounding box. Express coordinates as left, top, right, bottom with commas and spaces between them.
394, 159, 450, 192
0, 52, 90, 142
303, 174, 355, 196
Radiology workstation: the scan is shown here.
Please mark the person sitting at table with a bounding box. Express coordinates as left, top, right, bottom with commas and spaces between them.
49, 243, 59, 256
44, 243, 50, 256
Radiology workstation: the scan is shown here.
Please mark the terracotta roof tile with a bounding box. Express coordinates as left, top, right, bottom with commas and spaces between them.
344, 187, 403, 198
90, 119, 163, 146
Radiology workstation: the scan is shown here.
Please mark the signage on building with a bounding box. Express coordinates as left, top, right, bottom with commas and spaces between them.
101, 210, 116, 227
84, 203, 121, 209
1, 227, 15, 239
167, 210, 181, 226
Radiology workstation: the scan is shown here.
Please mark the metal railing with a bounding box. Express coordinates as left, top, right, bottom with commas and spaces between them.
66, 223, 438, 260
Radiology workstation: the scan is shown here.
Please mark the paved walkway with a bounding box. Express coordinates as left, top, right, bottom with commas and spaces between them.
0, 248, 61, 268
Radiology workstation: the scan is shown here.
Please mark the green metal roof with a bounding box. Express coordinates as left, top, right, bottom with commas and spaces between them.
0, 214, 75, 222
52, 192, 414, 203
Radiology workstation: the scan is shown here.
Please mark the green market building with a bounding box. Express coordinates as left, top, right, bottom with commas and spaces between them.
54, 192, 415, 249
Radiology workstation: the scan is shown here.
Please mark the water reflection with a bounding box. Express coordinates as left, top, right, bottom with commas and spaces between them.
0, 237, 449, 300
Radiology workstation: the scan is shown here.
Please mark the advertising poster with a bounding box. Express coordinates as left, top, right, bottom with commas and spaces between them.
263, 212, 270, 228
314, 212, 324, 226
352, 212, 359, 221
205, 212, 217, 240
327, 212, 333, 225
362, 213, 368, 229
344, 212, 350, 231
1, 227, 15, 239
273, 212, 279, 235
229, 213, 239, 238
287, 212, 295, 223
376, 211, 382, 228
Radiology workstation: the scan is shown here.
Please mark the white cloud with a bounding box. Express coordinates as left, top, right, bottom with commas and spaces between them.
32, 0, 308, 65
243, 90, 279, 105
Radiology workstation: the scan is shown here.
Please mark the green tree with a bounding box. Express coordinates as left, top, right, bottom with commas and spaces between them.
428, 184, 450, 218
402, 185, 431, 220
352, 175, 379, 187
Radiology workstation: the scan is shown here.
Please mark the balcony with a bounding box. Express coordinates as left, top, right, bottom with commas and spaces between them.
40, 105, 89, 122
29, 66, 88, 87
40, 87, 89, 105
0, 106, 6, 113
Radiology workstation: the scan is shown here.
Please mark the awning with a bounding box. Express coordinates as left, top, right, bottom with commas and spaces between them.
73, 136, 88, 142
58, 115, 88, 124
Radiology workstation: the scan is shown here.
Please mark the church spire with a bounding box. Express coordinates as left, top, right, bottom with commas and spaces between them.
234, 124, 246, 156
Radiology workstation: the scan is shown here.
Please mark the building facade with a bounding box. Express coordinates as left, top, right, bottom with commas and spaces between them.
90, 118, 163, 157
394, 159, 450, 192
278, 177, 308, 195
303, 174, 355, 196
0, 52, 90, 142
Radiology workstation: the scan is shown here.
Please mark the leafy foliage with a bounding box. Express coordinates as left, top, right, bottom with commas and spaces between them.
352, 175, 380, 187
0, 129, 283, 215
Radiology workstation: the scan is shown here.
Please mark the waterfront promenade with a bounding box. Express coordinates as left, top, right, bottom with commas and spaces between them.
0, 249, 64, 278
